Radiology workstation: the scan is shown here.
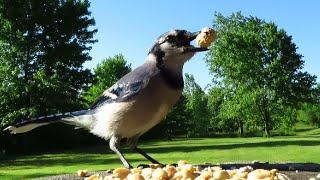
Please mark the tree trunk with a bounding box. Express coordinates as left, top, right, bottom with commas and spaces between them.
238, 120, 244, 136
263, 110, 271, 137
24, 34, 32, 108
259, 97, 271, 137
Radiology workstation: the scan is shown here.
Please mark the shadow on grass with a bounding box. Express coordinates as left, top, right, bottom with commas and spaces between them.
139, 139, 320, 154
0, 156, 146, 179
6, 139, 320, 155
3, 139, 320, 166
0, 155, 145, 169
309, 132, 320, 135
19, 172, 58, 179
294, 127, 317, 133
294, 127, 320, 135
282, 134, 320, 138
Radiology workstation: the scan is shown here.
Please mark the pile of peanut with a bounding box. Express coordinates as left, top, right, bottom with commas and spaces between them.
78, 160, 290, 180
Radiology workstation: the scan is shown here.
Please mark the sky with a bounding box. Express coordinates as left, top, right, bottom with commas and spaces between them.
85, 0, 320, 88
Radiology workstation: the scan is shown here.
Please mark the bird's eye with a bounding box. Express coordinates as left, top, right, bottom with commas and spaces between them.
166, 35, 178, 44
166, 36, 171, 41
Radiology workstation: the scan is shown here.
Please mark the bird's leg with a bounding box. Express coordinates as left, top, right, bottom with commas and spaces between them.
134, 147, 162, 165
109, 136, 132, 169
127, 136, 162, 165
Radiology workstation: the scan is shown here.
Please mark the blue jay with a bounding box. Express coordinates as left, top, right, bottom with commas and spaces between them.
5, 29, 208, 168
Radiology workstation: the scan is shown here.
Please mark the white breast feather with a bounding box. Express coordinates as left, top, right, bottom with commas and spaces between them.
90, 102, 130, 139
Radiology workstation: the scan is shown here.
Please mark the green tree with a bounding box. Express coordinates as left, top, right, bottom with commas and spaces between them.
82, 54, 131, 106
297, 103, 320, 127
297, 84, 320, 127
0, 0, 97, 128
208, 85, 259, 136
184, 74, 209, 137
207, 86, 226, 133
207, 12, 316, 136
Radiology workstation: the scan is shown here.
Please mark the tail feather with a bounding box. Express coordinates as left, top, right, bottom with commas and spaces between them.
4, 110, 94, 134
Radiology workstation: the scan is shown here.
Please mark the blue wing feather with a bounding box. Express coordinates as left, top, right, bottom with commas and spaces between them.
90, 63, 158, 109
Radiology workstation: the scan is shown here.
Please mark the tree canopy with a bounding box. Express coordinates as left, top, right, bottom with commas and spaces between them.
0, 0, 97, 128
206, 12, 317, 136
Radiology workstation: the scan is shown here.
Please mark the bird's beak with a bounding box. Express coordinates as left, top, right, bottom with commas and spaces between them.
187, 31, 201, 42
184, 31, 209, 53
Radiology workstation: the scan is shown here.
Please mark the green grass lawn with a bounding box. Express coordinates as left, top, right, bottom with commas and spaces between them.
1, 131, 320, 180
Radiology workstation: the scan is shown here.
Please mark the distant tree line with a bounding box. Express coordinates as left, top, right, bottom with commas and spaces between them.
0, 1, 318, 155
